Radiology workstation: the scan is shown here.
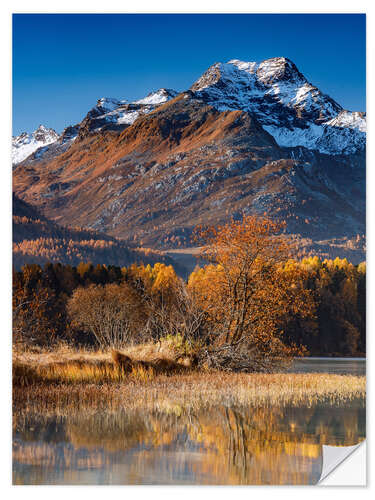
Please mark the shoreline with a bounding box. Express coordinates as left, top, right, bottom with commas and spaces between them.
13, 371, 366, 416
294, 356, 366, 360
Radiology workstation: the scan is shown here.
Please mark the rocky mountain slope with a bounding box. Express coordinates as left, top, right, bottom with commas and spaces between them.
12, 57, 366, 263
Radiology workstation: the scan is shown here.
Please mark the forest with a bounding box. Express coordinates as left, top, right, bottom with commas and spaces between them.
13, 216, 366, 365
12, 193, 179, 271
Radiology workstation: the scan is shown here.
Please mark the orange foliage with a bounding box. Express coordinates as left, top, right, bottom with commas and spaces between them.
189, 216, 314, 365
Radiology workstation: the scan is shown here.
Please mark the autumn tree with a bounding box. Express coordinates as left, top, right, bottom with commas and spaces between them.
297, 257, 365, 356
13, 264, 64, 348
67, 282, 145, 349
125, 263, 206, 347
12, 254, 365, 357
189, 216, 314, 371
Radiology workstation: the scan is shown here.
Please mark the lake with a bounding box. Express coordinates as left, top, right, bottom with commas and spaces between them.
289, 357, 366, 376
13, 358, 366, 485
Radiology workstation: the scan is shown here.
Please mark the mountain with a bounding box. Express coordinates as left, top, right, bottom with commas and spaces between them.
77, 88, 178, 138
12, 89, 178, 166
12, 193, 183, 272
191, 58, 366, 155
12, 125, 59, 165
12, 57, 366, 264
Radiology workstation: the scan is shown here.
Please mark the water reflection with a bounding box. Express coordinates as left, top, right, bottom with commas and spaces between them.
13, 400, 365, 485
289, 358, 365, 376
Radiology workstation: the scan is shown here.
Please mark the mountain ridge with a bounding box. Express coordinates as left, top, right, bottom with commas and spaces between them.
12, 89, 179, 165
12, 56, 366, 263
13, 57, 366, 163
190, 57, 365, 154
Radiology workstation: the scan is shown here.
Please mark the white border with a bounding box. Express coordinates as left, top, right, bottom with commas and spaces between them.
1, 1, 372, 497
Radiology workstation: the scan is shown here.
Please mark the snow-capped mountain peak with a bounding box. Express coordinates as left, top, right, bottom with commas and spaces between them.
12, 88, 179, 164
13, 57, 365, 164
192, 57, 306, 92
12, 125, 59, 165
191, 57, 365, 155
256, 57, 306, 85
135, 88, 178, 105
79, 88, 179, 134
97, 97, 127, 112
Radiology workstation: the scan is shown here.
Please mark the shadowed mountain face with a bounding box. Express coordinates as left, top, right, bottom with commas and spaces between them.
12, 57, 366, 263
12, 194, 182, 272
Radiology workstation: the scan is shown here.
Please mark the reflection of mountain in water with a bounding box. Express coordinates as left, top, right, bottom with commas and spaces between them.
13, 401, 365, 485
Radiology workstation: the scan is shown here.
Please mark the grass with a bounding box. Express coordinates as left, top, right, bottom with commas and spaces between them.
13, 340, 187, 386
13, 347, 366, 416
13, 339, 180, 366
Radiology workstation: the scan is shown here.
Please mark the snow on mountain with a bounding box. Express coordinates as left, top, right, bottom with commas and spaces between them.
97, 97, 127, 112
325, 110, 366, 132
13, 58, 365, 165
85, 88, 178, 131
12, 89, 178, 164
12, 125, 59, 165
60, 125, 80, 144
191, 57, 365, 155
135, 88, 178, 105
13, 69, 366, 262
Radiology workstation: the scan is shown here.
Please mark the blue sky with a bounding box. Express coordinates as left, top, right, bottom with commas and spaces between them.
12, 13, 366, 135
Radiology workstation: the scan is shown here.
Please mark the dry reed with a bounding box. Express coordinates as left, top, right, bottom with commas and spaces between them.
13, 359, 366, 418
